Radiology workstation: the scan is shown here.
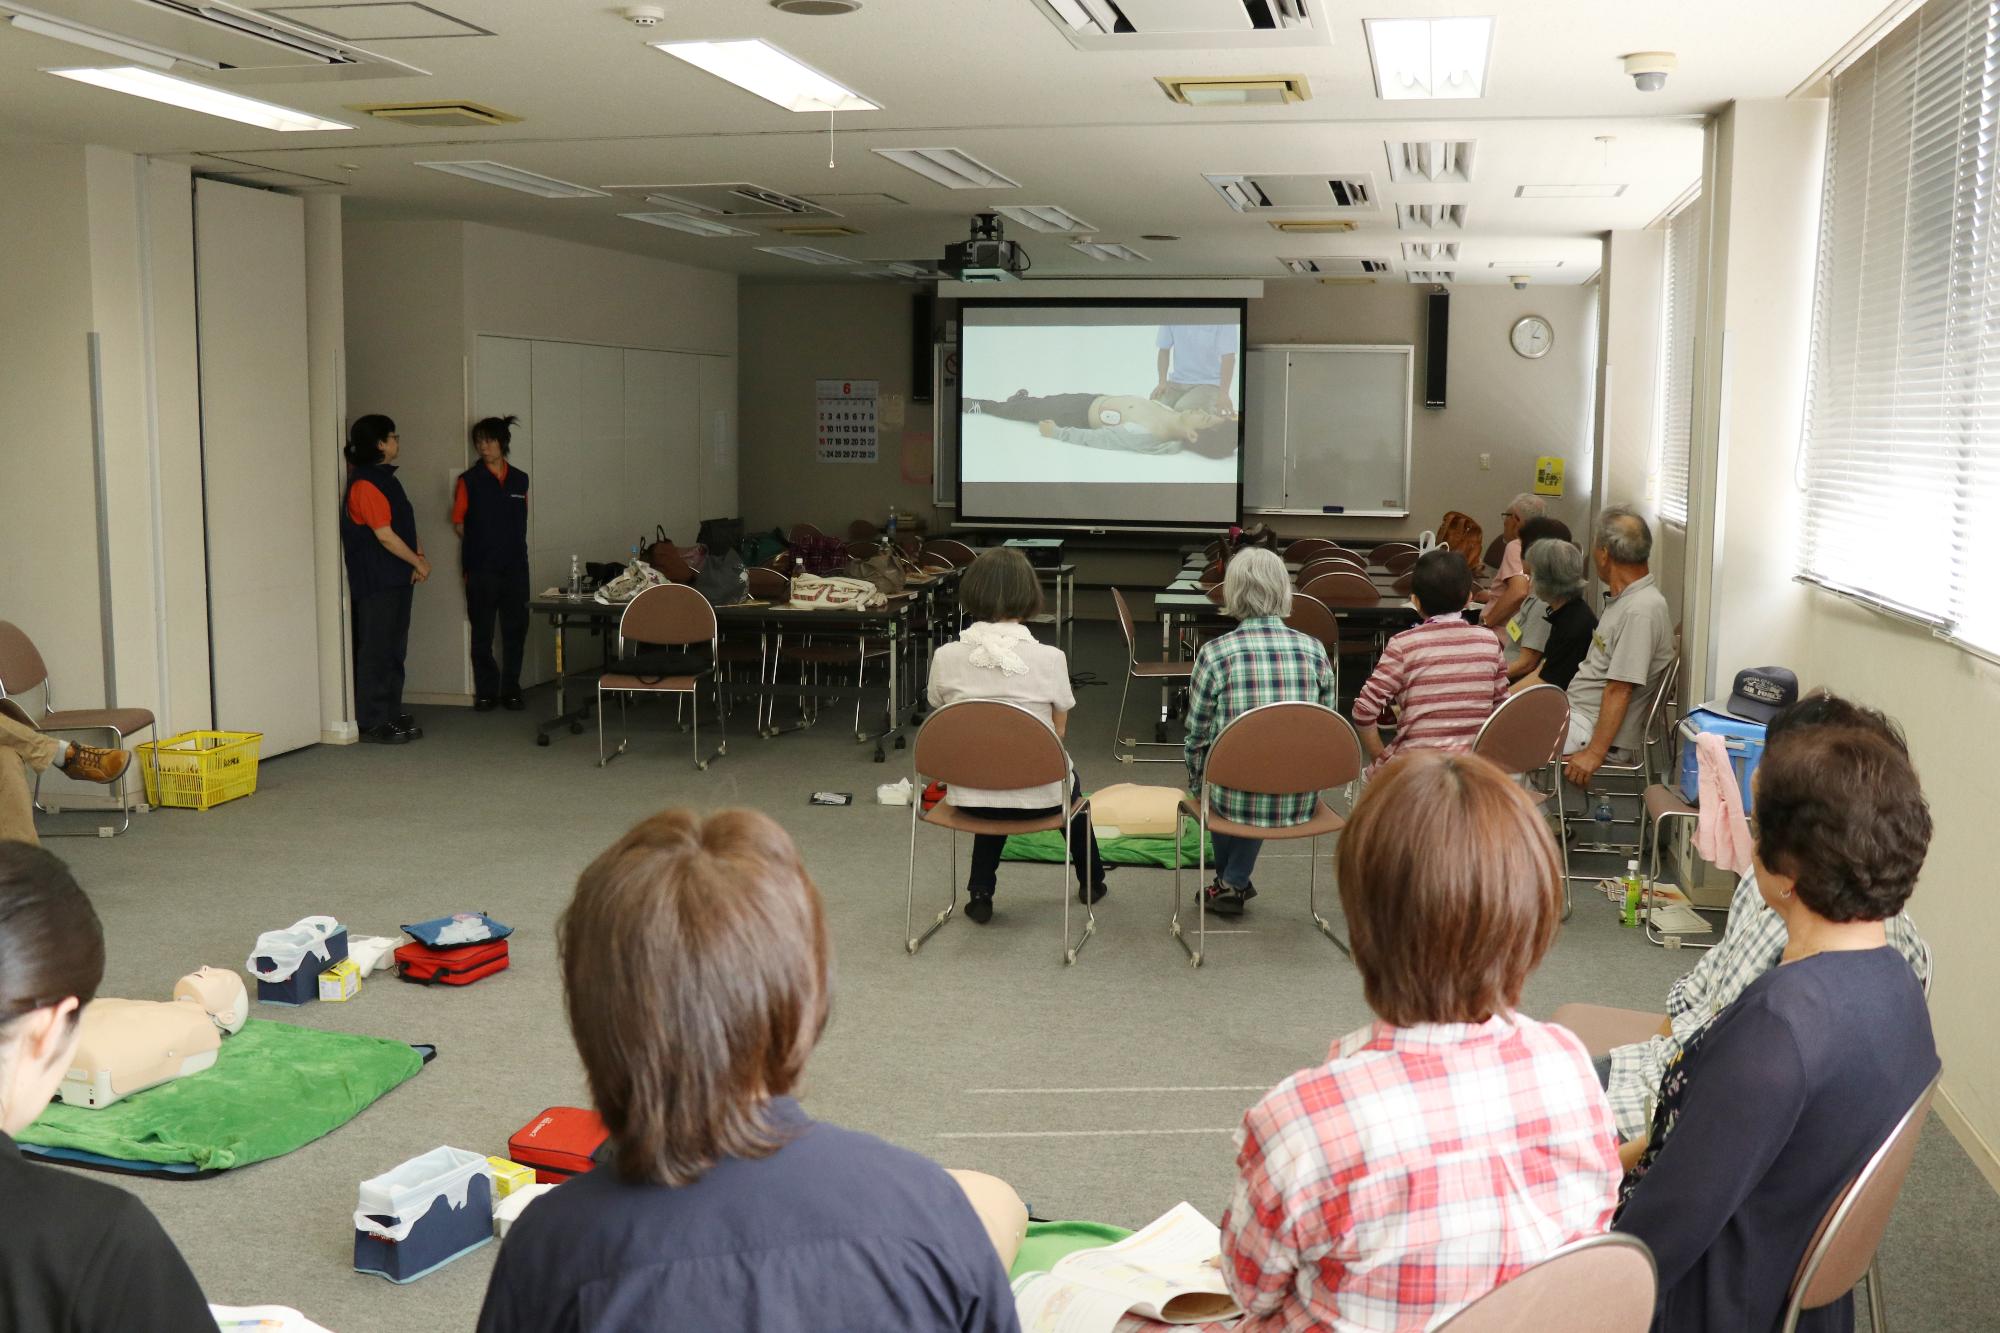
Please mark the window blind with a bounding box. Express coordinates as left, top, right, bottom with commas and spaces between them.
1656, 195, 1703, 527
1799, 0, 2000, 654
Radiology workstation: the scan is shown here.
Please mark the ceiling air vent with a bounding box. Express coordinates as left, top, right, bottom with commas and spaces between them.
1406, 269, 1455, 285
1207, 172, 1378, 214
1398, 202, 1466, 231
1280, 256, 1389, 276
779, 224, 864, 238
1156, 73, 1310, 106
353, 101, 520, 128
1268, 219, 1355, 235
7, 0, 426, 81
1385, 139, 1475, 184
1031, 0, 1326, 52
607, 183, 838, 218
1402, 241, 1458, 263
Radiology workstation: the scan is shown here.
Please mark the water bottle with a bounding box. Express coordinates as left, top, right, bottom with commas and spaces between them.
886, 508, 898, 540
1593, 795, 1614, 844
1621, 858, 1643, 928
569, 554, 581, 595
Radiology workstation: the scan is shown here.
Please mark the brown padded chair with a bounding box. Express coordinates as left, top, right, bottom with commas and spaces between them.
1282, 593, 1343, 698
1385, 548, 1422, 575
903, 700, 1095, 965
1298, 570, 1381, 608
0, 620, 155, 836
788, 522, 827, 546
1197, 559, 1225, 587
1781, 1076, 1941, 1333
1175, 701, 1363, 967
844, 538, 883, 559
597, 584, 725, 770
1548, 1002, 1668, 1059
1369, 541, 1420, 565
924, 538, 977, 568
648, 542, 706, 584
1111, 588, 1195, 765
1474, 683, 1573, 910
1434, 1232, 1657, 1333
1295, 556, 1363, 586
1392, 570, 1415, 597
1284, 537, 1337, 563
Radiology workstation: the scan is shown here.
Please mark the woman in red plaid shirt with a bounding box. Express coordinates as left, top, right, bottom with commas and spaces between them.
1129, 751, 1620, 1332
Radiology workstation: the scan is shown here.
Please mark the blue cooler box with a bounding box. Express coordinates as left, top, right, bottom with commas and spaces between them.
253, 926, 348, 1006
1678, 707, 1768, 805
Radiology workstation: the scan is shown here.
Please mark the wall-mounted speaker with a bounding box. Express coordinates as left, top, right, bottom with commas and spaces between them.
1423, 289, 1449, 410
912, 291, 936, 403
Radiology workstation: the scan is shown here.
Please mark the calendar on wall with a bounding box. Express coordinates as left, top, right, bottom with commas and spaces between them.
815, 379, 879, 464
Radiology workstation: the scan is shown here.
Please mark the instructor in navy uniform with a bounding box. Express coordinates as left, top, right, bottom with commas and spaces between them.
453, 415, 531, 711
341, 413, 428, 745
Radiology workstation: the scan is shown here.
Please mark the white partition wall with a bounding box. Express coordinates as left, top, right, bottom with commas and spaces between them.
472, 334, 729, 689
194, 179, 322, 756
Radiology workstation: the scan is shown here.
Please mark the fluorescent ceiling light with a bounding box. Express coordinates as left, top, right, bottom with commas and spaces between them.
756, 245, 855, 265
1072, 241, 1148, 262
10, 14, 180, 69
416, 160, 606, 198
1042, 0, 1118, 33
873, 147, 1019, 190
651, 38, 878, 112
1515, 183, 1627, 199
1364, 17, 1494, 100
993, 204, 1094, 234
44, 66, 350, 131
621, 212, 755, 237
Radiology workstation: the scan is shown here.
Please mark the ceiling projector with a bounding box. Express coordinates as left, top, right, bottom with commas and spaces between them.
943, 213, 1028, 282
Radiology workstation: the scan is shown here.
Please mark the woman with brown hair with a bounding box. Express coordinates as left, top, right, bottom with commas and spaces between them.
476, 809, 1018, 1333
0, 844, 211, 1330
1203, 752, 1618, 1330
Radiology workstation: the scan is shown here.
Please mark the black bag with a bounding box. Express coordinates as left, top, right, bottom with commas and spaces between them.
694, 548, 749, 605
698, 516, 745, 558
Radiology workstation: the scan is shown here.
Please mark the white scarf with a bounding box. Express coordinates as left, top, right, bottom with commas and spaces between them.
959, 621, 1032, 676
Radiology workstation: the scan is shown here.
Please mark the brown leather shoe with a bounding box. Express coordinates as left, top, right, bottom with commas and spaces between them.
62, 744, 130, 785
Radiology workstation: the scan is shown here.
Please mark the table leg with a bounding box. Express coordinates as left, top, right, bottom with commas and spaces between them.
1158, 610, 1174, 732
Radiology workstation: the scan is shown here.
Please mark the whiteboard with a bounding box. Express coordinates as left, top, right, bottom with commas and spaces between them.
1245, 345, 1413, 518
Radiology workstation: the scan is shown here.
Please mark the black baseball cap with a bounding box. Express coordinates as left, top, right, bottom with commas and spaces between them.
1727, 666, 1799, 724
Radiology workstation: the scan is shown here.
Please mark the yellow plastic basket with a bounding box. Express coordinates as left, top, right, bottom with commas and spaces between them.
135, 730, 263, 812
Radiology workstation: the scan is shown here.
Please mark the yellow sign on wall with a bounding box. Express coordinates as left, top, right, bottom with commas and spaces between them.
1534, 456, 1565, 497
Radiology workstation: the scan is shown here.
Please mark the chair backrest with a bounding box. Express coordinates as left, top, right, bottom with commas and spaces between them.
0, 621, 50, 698
1204, 702, 1362, 795
1642, 655, 1681, 749
1392, 571, 1415, 597
1385, 548, 1421, 575
1282, 593, 1340, 656
1483, 534, 1508, 573
913, 699, 1068, 790
845, 538, 882, 559
618, 583, 718, 649
1435, 1232, 1657, 1333
1299, 571, 1381, 608
1473, 683, 1569, 775
925, 538, 977, 568
1197, 559, 1225, 587
1285, 538, 1336, 563
1787, 1075, 1940, 1320
1370, 541, 1420, 564
846, 518, 879, 541
1295, 557, 1357, 586
747, 567, 792, 603
1110, 587, 1141, 663
650, 543, 701, 583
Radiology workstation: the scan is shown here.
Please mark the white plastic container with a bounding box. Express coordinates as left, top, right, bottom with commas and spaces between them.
353, 1146, 493, 1283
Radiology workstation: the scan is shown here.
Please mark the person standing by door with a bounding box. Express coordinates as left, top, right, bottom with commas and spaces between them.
341, 414, 428, 745
452, 415, 531, 712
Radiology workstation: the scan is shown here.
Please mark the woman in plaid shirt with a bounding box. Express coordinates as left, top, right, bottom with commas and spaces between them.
1183, 548, 1338, 915
1124, 752, 1620, 1333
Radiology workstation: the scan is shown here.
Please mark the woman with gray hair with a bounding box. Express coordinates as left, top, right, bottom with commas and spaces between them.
1511, 539, 1598, 692
1479, 492, 1547, 628
1181, 548, 1337, 915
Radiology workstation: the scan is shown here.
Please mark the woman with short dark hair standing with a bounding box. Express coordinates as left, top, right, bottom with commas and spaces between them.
453, 415, 531, 711
1615, 723, 1938, 1332
341, 414, 428, 744
476, 809, 1018, 1333
0, 844, 212, 1330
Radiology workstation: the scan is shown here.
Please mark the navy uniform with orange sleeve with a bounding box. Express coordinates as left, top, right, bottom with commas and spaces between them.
452, 459, 531, 708
341, 459, 420, 740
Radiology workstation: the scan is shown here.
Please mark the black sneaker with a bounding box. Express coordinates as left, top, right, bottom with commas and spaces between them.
394, 714, 424, 739
965, 892, 995, 925
360, 723, 408, 745
473, 697, 498, 713
1078, 881, 1108, 905
1204, 881, 1247, 916
501, 693, 525, 712
1240, 880, 1258, 903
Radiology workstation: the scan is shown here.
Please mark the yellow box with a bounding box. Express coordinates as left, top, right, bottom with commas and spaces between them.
487, 1157, 536, 1199
317, 957, 361, 1002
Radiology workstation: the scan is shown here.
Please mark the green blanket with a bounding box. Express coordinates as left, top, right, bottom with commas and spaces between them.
1009, 1220, 1132, 1281
19, 1019, 424, 1172
1000, 815, 1213, 868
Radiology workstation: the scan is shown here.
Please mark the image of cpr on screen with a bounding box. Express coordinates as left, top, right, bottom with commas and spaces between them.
959, 310, 1242, 488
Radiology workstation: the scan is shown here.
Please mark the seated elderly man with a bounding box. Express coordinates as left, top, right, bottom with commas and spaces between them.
1, 702, 129, 846
1562, 505, 1676, 789
1476, 493, 1546, 626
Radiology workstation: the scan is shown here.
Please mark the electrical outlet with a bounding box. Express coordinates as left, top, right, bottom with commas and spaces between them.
1478, 453, 1491, 470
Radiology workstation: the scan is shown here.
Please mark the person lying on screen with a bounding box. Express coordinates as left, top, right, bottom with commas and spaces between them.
963, 390, 1228, 454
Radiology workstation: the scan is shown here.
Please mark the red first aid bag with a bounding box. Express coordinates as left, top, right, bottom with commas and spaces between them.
509, 1106, 609, 1183
393, 938, 509, 986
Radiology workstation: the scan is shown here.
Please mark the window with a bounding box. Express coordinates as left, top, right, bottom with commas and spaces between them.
1655, 194, 1703, 528
1798, 0, 2000, 655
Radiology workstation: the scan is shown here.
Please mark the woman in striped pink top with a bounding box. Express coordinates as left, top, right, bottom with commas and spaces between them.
1352, 548, 1508, 777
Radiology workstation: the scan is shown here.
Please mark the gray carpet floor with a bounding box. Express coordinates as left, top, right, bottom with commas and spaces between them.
41, 623, 2000, 1332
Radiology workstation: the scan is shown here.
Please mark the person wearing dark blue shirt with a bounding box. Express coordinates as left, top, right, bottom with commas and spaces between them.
476, 809, 1019, 1333
1615, 705, 1938, 1333
452, 415, 532, 712
340, 414, 429, 744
